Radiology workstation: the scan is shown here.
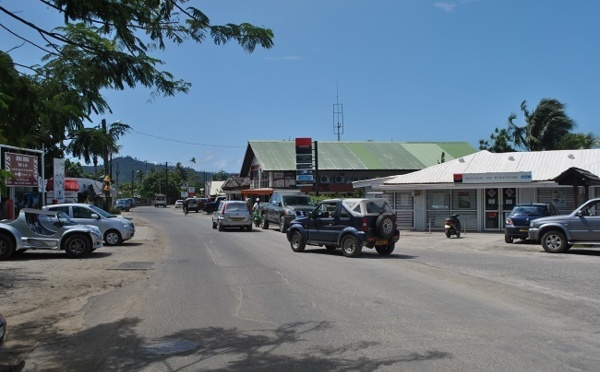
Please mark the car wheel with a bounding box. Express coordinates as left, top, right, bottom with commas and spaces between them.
341, 235, 362, 258
376, 214, 395, 239
63, 234, 92, 258
375, 242, 395, 256
218, 221, 224, 231
0, 234, 15, 260
289, 231, 306, 252
104, 230, 123, 246
279, 217, 287, 233
247, 224, 252, 232
325, 245, 336, 251
212, 221, 217, 229
541, 230, 568, 253
505, 235, 513, 243
260, 215, 269, 229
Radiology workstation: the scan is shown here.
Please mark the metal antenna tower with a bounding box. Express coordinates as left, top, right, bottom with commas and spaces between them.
333, 85, 344, 141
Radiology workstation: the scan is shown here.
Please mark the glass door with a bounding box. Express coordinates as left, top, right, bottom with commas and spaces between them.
484, 188, 499, 230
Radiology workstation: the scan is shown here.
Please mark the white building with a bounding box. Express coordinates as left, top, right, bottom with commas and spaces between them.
354, 149, 600, 232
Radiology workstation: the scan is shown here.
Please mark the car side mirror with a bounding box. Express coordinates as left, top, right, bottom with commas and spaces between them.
91, 213, 100, 219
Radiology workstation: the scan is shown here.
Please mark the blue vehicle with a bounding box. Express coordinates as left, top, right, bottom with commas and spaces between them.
286, 198, 400, 258
504, 203, 560, 243
115, 199, 131, 212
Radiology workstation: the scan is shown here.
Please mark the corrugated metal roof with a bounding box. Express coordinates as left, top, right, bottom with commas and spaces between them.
243, 141, 477, 172
383, 149, 600, 185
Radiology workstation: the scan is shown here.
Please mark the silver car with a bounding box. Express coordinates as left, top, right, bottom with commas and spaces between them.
211, 201, 252, 231
43, 203, 135, 246
0, 208, 103, 259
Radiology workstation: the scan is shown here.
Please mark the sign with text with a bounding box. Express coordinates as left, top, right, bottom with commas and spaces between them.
454, 171, 532, 184
53, 158, 66, 203
5, 152, 39, 186
295, 137, 314, 185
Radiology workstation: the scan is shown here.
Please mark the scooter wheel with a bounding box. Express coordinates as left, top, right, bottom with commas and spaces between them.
445, 231, 451, 238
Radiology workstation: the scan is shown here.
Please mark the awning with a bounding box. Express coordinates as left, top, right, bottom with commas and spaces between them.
46, 178, 80, 191
241, 188, 273, 196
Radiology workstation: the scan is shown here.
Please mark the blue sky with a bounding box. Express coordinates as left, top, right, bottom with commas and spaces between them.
2, 0, 599, 172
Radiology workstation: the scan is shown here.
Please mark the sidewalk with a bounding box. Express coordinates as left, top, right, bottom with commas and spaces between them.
398, 230, 544, 252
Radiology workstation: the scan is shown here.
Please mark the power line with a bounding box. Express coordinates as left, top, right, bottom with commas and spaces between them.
131, 129, 245, 148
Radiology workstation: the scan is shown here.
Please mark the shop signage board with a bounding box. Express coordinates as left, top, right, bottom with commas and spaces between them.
5, 152, 39, 186
295, 137, 314, 185
454, 171, 532, 184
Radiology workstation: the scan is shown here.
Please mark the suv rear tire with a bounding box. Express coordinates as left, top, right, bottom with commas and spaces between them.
341, 235, 362, 258
376, 214, 395, 239
541, 230, 569, 253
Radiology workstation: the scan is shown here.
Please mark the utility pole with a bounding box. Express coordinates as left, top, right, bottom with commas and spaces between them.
131, 170, 135, 198
165, 162, 169, 205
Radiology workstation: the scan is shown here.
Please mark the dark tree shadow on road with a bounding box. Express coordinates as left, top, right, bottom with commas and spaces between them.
0, 317, 451, 371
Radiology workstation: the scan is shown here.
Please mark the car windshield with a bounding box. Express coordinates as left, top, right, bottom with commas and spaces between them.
88, 204, 115, 218
282, 196, 314, 206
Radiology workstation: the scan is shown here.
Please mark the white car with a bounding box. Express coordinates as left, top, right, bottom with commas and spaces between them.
174, 200, 183, 208
43, 203, 135, 246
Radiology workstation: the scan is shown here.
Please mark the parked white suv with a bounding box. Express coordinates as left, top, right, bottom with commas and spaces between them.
43, 203, 135, 246
528, 197, 600, 253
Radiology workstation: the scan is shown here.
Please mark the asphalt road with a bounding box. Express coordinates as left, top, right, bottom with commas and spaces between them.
20, 206, 600, 371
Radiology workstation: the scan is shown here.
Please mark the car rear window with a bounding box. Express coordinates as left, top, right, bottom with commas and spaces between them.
511, 206, 547, 216
224, 202, 247, 212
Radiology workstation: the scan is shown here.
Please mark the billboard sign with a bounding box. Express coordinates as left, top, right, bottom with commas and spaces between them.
295, 138, 313, 185
5, 152, 39, 187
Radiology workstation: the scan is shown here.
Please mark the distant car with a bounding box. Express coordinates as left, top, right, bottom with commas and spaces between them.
185, 198, 199, 213
126, 197, 136, 208
212, 200, 253, 231
504, 203, 560, 243
43, 203, 135, 246
0, 208, 103, 260
205, 196, 227, 214
286, 198, 400, 258
174, 200, 183, 209
0, 313, 6, 349
197, 198, 208, 211
115, 199, 131, 212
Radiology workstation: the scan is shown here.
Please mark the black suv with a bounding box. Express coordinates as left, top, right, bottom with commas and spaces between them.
504, 203, 560, 243
185, 198, 199, 213
286, 198, 400, 258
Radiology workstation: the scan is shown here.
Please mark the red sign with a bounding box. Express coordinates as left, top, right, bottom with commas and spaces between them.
5, 152, 39, 186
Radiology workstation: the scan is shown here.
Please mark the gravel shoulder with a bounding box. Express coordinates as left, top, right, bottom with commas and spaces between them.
0, 211, 165, 371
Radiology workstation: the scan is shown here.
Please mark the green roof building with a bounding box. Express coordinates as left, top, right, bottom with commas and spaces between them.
239, 140, 477, 196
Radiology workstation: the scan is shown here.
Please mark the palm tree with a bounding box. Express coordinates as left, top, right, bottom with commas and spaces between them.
189, 157, 196, 169
507, 99, 576, 151
67, 120, 130, 176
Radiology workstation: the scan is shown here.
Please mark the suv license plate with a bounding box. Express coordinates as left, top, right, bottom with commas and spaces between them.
375, 239, 388, 245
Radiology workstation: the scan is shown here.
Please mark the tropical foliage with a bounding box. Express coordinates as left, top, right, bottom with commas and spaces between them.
0, 1, 274, 192
480, 99, 598, 152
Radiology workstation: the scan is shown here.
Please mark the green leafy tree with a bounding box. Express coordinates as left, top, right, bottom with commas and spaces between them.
0, 1, 274, 158
64, 159, 84, 178
480, 99, 598, 152
212, 170, 229, 181
478, 128, 515, 152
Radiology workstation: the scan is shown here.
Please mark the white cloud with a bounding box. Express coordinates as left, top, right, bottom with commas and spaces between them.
435, 0, 480, 12
434, 2, 457, 12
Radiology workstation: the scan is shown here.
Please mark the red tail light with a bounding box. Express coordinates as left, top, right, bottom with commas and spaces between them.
361, 217, 368, 232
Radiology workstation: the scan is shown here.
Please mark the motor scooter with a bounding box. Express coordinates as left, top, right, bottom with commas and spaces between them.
444, 214, 461, 238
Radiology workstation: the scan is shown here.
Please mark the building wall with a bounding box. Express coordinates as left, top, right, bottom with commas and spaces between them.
388, 185, 598, 232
